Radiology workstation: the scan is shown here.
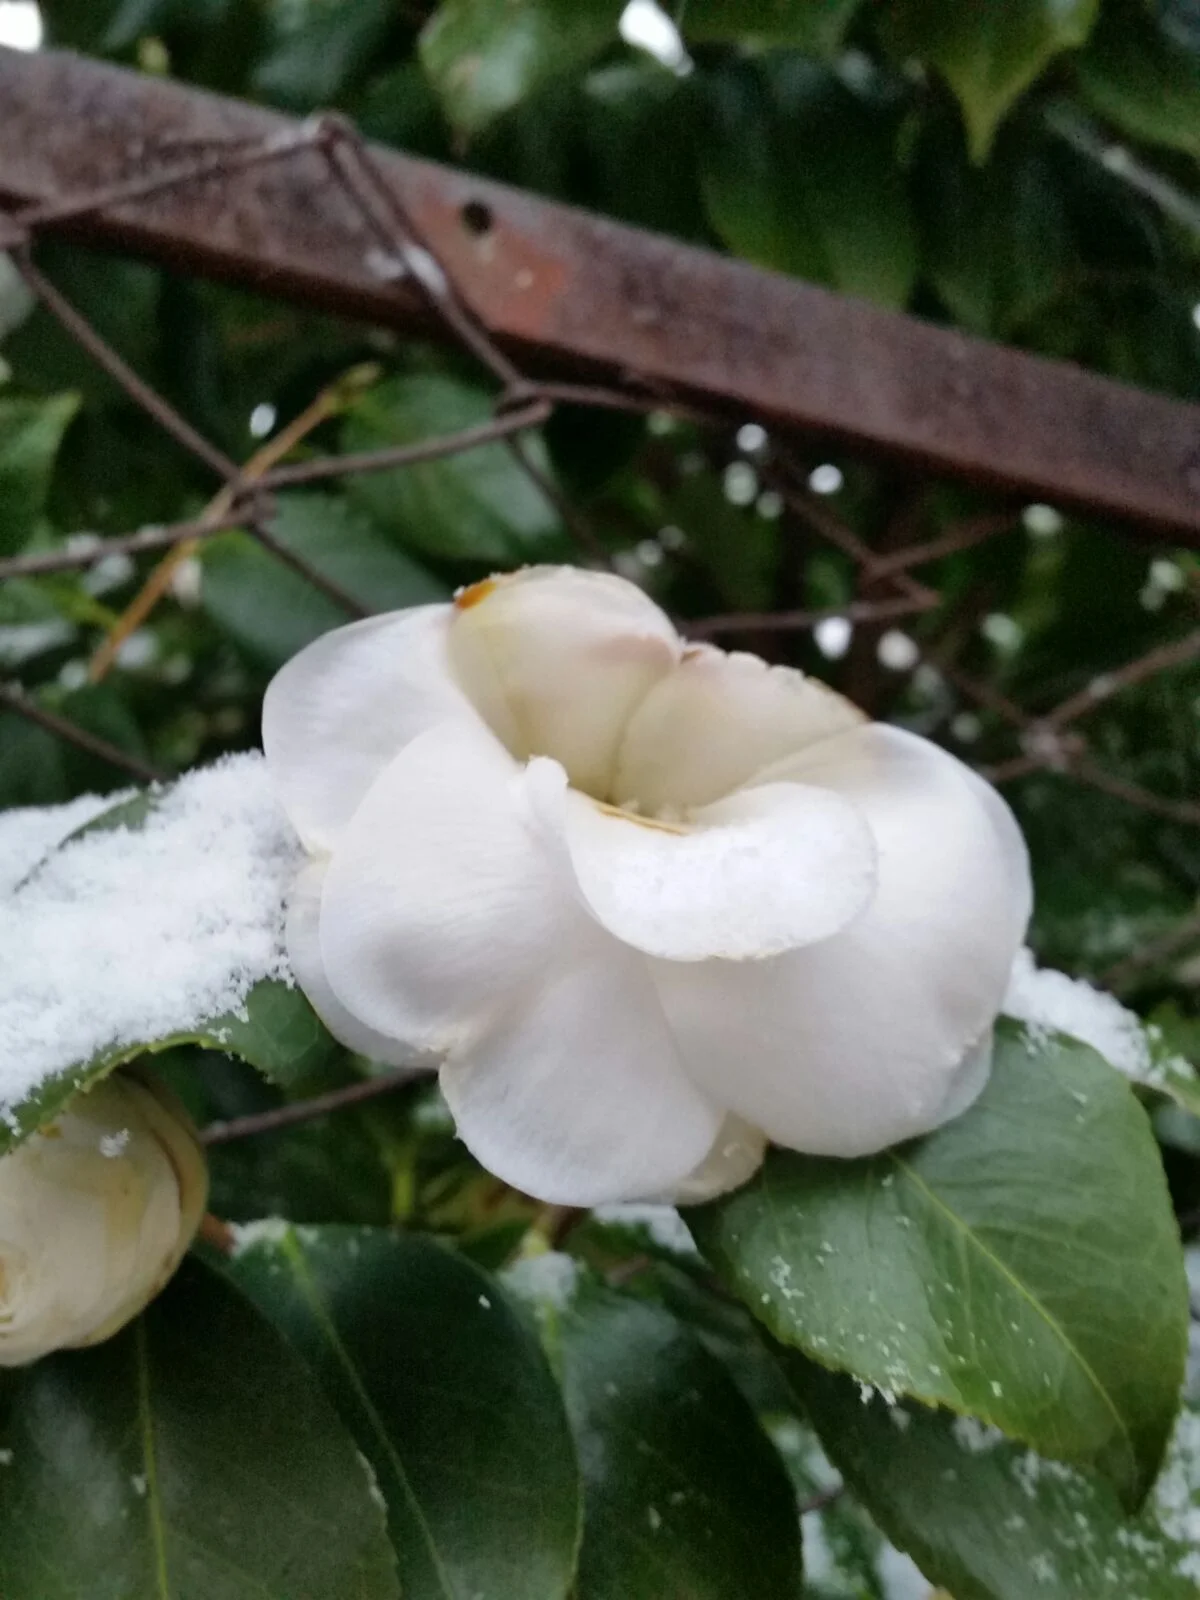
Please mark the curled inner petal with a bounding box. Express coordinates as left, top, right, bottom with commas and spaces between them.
613, 642, 864, 812
532, 766, 878, 963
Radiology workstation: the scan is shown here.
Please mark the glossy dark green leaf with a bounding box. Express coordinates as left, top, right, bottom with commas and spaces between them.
700, 57, 918, 308
887, 0, 1099, 160
0, 393, 79, 557
789, 1356, 1199, 1600
914, 116, 1072, 337
1078, 0, 1200, 163
512, 1263, 802, 1599
202, 491, 445, 669
0, 977, 341, 1157
228, 1224, 581, 1600
102, 0, 233, 51
419, 0, 623, 135
682, 0, 864, 54
0, 1257, 400, 1600
692, 1021, 1188, 1506
254, 0, 394, 108
343, 375, 562, 562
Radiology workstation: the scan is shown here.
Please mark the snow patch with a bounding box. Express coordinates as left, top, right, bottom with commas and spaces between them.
1154, 1408, 1200, 1581
951, 1415, 1006, 1455
0, 753, 301, 1115
228, 1216, 295, 1258
590, 1202, 697, 1257
504, 1251, 580, 1311
1003, 948, 1151, 1080
0, 789, 125, 897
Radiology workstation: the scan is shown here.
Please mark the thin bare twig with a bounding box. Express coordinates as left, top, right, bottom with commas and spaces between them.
14, 250, 240, 483
88, 365, 378, 679
0, 682, 167, 782
258, 399, 552, 489
246, 508, 369, 616
870, 512, 1018, 579
0, 504, 269, 580
505, 432, 615, 569
318, 118, 525, 389
1040, 629, 1200, 730
1070, 757, 1200, 828
688, 594, 933, 639
200, 1065, 422, 1145
1099, 908, 1200, 991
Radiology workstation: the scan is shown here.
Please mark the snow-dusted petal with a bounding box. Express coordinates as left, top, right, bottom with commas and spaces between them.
262, 604, 472, 851
659, 1114, 767, 1204
317, 721, 583, 1055
652, 725, 1029, 1155
542, 777, 876, 962
612, 643, 864, 812
448, 566, 680, 799
440, 946, 722, 1206
285, 860, 429, 1069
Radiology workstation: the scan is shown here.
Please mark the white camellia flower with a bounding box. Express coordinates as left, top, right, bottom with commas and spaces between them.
0, 1072, 208, 1366
263, 566, 1031, 1206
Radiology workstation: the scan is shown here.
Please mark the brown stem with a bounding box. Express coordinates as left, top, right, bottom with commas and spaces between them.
0, 682, 166, 782
258, 400, 552, 489
1099, 909, 1200, 991
0, 503, 270, 581
14, 250, 239, 483
198, 1211, 236, 1256
688, 594, 933, 640
200, 1065, 422, 1145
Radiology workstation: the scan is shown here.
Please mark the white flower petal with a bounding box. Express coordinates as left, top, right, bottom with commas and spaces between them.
440, 948, 722, 1206
653, 725, 1029, 1155
613, 643, 864, 811
448, 566, 680, 798
658, 1114, 767, 1204
286, 860, 429, 1068
317, 721, 583, 1054
539, 778, 876, 962
937, 1026, 995, 1124
262, 604, 471, 851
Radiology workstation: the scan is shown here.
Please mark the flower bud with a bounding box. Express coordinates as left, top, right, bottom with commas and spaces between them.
0, 1071, 208, 1366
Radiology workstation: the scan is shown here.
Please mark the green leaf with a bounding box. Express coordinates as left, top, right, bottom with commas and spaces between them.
1, 783, 341, 1154
228, 1223, 581, 1600
419, 0, 623, 136
0, 977, 341, 1157
700, 58, 918, 308
547, 1276, 804, 1600
682, 0, 865, 55
887, 0, 1100, 161
0, 393, 79, 557
201, 491, 445, 669
1078, 0, 1200, 163
914, 115, 1073, 337
343, 375, 563, 563
512, 1260, 803, 1600
1144, 1012, 1200, 1119
788, 1356, 1200, 1600
254, 0, 395, 109
691, 1021, 1187, 1507
0, 1257, 401, 1600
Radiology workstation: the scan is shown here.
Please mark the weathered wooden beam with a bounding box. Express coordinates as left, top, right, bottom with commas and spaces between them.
2, 46, 1199, 541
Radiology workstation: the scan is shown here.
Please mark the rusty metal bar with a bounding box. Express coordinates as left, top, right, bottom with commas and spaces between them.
2, 48, 1200, 542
